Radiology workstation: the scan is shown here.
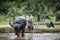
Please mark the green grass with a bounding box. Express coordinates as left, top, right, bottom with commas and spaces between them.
34, 28, 60, 33
0, 25, 10, 28
0, 21, 60, 33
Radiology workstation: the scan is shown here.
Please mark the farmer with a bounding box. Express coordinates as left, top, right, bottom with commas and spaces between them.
26, 12, 33, 30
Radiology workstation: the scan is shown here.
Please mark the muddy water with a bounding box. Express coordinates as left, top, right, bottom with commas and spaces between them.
0, 33, 60, 40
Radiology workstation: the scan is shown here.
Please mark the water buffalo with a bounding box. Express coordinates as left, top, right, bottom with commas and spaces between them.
9, 16, 26, 37
46, 21, 55, 28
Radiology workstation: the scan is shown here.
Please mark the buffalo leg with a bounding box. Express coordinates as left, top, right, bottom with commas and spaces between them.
14, 27, 20, 37
21, 29, 25, 37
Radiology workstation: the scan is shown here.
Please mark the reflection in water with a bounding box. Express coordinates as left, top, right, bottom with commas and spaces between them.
55, 38, 60, 40
0, 33, 60, 40
14, 37, 26, 40
0, 37, 8, 40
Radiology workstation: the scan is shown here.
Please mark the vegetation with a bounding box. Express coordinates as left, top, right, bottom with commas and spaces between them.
0, 0, 60, 22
